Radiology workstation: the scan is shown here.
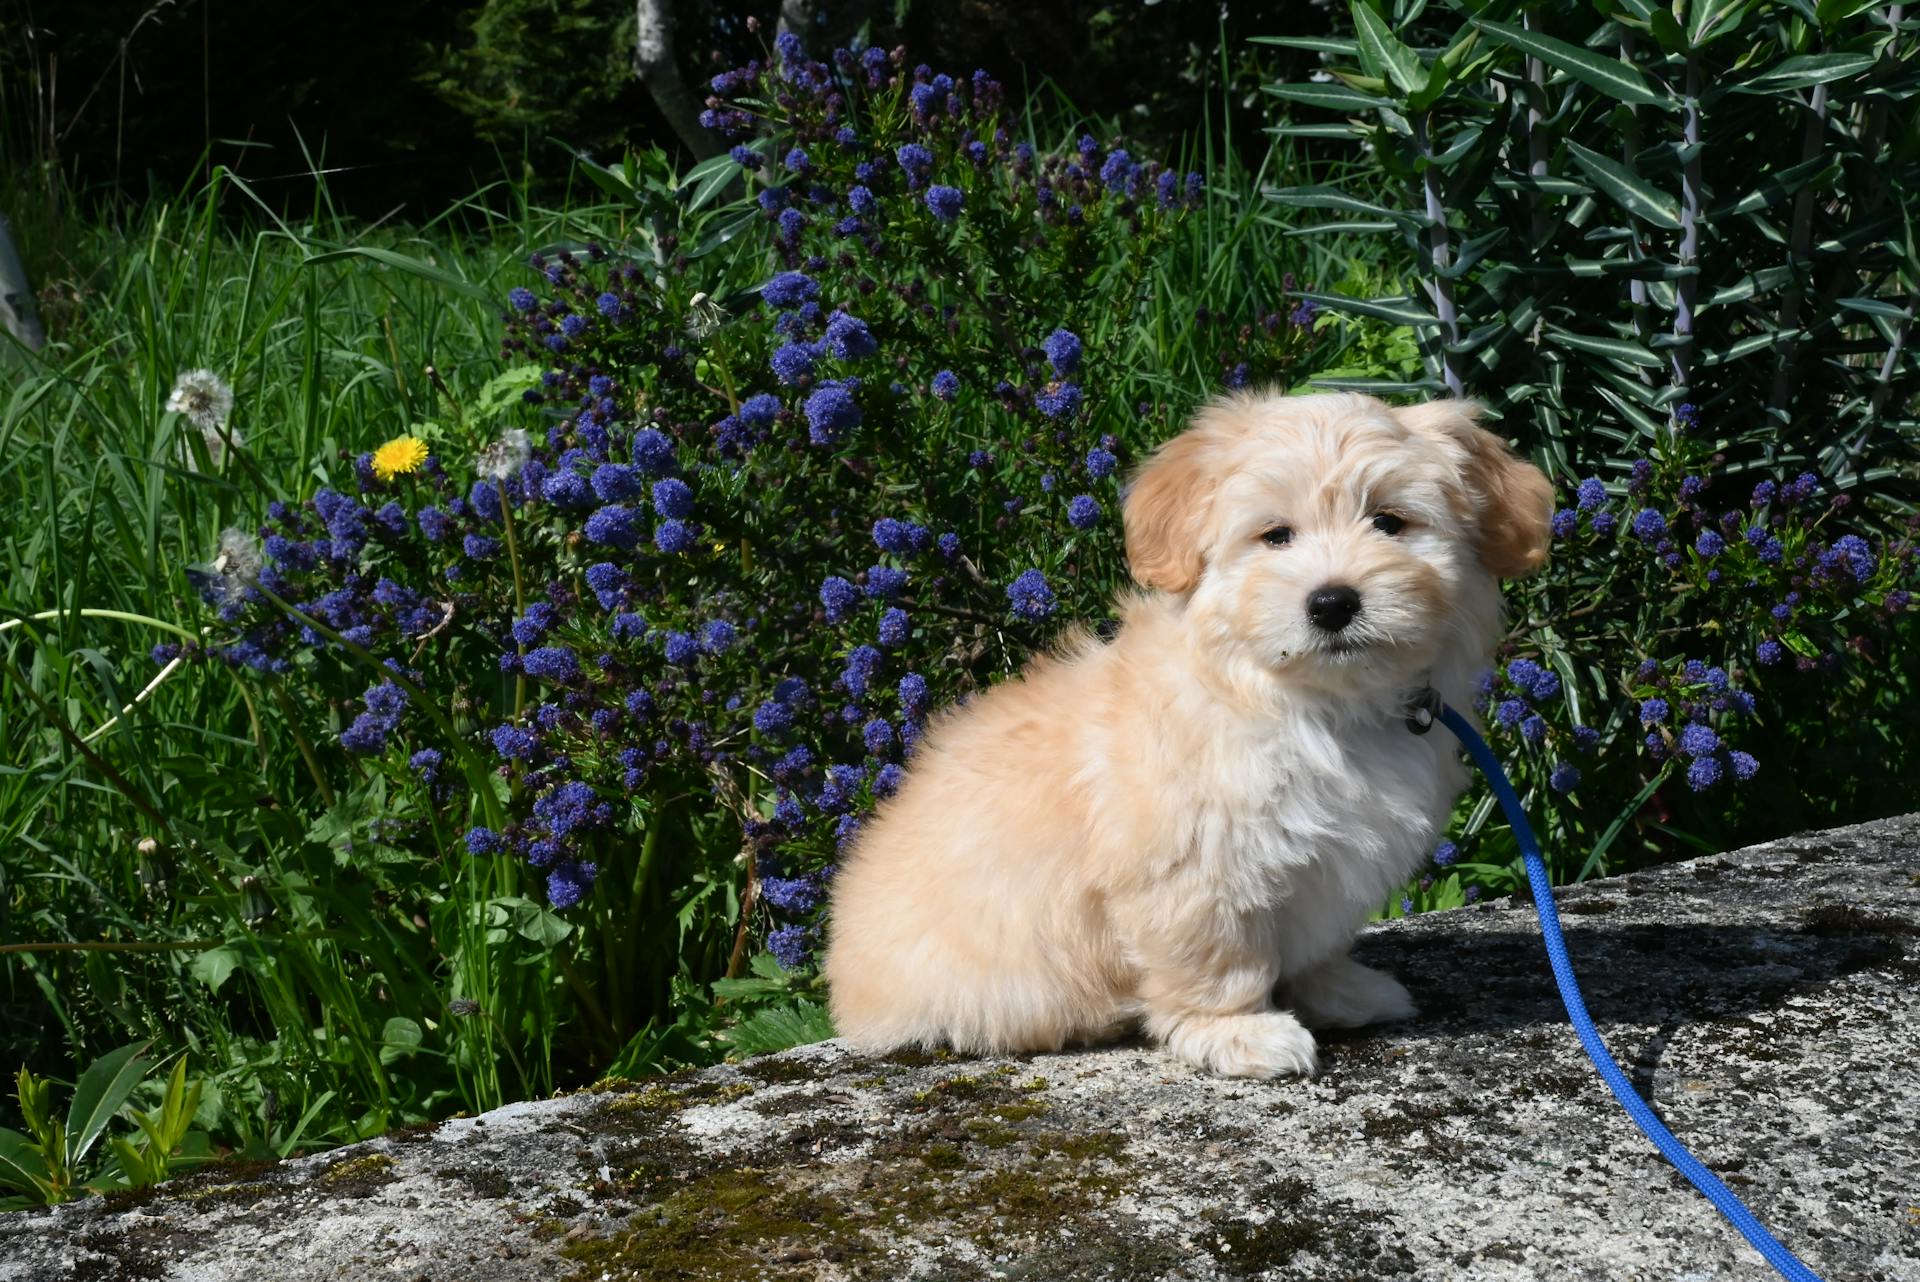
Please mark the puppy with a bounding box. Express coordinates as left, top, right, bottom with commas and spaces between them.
823, 392, 1552, 1078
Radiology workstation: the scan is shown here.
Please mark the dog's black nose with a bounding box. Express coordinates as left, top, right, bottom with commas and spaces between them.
1306, 585, 1362, 632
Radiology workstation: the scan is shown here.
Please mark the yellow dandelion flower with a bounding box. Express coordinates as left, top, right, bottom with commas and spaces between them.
371, 435, 429, 481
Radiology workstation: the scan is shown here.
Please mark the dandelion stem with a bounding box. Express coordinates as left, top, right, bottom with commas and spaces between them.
499, 498, 529, 717
270, 681, 337, 809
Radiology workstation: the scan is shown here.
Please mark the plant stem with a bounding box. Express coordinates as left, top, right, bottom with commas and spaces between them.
270, 681, 337, 808
498, 497, 528, 717
1413, 110, 1463, 397
1669, 55, 1703, 417
1768, 77, 1831, 422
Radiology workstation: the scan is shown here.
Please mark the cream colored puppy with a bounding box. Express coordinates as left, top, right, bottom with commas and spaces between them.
824, 392, 1552, 1078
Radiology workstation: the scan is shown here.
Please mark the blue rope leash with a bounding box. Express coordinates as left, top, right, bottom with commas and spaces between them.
1433, 701, 1824, 1282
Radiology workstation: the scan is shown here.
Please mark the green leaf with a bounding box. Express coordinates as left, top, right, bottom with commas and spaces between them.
1352, 2, 1429, 95
65, 1042, 153, 1168
1836, 297, 1914, 320
1281, 220, 1401, 237
679, 150, 741, 214
1472, 18, 1669, 107
471, 365, 545, 420
491, 896, 573, 948
379, 1017, 423, 1065
300, 246, 492, 302
1544, 328, 1665, 367
1261, 82, 1391, 113
1563, 141, 1682, 230
1262, 186, 1418, 223
717, 998, 837, 1058
188, 946, 241, 994
1689, 0, 1756, 46
0, 1129, 52, 1198
1252, 35, 1360, 54
1816, 0, 1885, 23
1732, 52, 1881, 93
1292, 290, 1444, 327
1576, 767, 1672, 882
1717, 156, 1837, 217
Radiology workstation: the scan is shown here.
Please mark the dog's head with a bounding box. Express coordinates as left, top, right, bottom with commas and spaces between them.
1122, 392, 1552, 693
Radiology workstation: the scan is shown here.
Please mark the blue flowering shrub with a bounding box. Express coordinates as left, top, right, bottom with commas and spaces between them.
175, 35, 1323, 1073
1390, 439, 1919, 918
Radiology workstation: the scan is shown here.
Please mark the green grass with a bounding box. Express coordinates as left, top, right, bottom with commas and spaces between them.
0, 114, 1403, 1160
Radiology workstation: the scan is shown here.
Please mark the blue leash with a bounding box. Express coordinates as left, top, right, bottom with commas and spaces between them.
1427, 700, 1824, 1282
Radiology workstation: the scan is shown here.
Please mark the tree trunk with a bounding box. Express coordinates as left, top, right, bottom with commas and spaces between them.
634, 0, 722, 162
0, 212, 46, 352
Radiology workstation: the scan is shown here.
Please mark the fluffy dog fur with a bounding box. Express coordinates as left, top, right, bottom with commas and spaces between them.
823, 392, 1553, 1078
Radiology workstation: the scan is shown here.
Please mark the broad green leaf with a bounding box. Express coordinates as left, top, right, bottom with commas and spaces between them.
66, 1042, 153, 1167
1689, 0, 1755, 46
1293, 290, 1444, 326
1564, 141, 1682, 230
188, 946, 241, 994
1472, 18, 1669, 107
300, 246, 491, 302
1649, 8, 1688, 51
471, 365, 545, 420
1352, 2, 1429, 95
379, 1017, 423, 1065
1732, 52, 1881, 92
1544, 328, 1664, 367
1262, 82, 1391, 112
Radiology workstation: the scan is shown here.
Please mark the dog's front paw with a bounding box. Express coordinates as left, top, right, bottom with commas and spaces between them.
1155, 1010, 1319, 1079
1285, 955, 1417, 1029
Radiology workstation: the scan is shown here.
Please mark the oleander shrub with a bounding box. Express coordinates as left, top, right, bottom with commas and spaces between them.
1264, 1, 1920, 911
166, 35, 1328, 1080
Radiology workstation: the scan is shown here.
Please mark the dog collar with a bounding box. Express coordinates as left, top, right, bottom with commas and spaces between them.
1404, 682, 1443, 735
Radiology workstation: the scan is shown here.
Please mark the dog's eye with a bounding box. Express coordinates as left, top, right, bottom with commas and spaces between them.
1370, 512, 1407, 536
1261, 526, 1293, 547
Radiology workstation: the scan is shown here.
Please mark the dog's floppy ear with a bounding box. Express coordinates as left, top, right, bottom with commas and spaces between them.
1398, 399, 1554, 580
1122, 418, 1229, 594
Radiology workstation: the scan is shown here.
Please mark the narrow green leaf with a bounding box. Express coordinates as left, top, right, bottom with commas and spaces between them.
1836, 297, 1914, 320
1697, 265, 1797, 309
1698, 332, 1789, 366
1280, 220, 1401, 237
1716, 156, 1837, 217
0, 1129, 52, 1196
1544, 328, 1664, 367
1251, 35, 1360, 55
1292, 290, 1444, 326
1472, 18, 1669, 107
65, 1042, 153, 1167
1493, 175, 1592, 195
1304, 376, 1448, 395
1577, 767, 1671, 882
1261, 82, 1391, 112
1732, 52, 1881, 92
1262, 186, 1419, 223
301, 246, 493, 301
1563, 141, 1682, 230
679, 151, 741, 213
1265, 122, 1370, 139
1352, 2, 1429, 95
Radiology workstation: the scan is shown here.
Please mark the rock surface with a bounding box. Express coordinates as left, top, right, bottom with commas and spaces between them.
4, 816, 1919, 1282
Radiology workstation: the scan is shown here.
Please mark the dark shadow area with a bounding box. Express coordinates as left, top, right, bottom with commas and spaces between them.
1340, 919, 1915, 1043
